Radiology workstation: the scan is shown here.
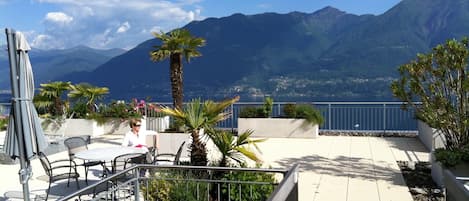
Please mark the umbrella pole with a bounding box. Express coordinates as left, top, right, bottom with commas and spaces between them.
6, 28, 32, 201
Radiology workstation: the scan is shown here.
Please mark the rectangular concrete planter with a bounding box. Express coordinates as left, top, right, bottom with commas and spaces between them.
443, 163, 469, 201
238, 118, 319, 138
417, 120, 445, 151
418, 121, 449, 188
41, 118, 147, 137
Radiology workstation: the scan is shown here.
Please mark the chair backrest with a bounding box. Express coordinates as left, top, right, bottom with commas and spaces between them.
173, 141, 186, 165
112, 153, 145, 174
38, 152, 52, 177
64, 137, 88, 159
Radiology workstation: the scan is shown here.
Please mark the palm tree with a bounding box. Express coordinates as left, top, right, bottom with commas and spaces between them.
150, 28, 206, 110
68, 83, 109, 113
208, 129, 264, 167
34, 81, 72, 116
160, 96, 239, 166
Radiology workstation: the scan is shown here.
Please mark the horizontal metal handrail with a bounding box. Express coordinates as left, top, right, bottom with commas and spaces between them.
58, 164, 296, 201
267, 163, 299, 201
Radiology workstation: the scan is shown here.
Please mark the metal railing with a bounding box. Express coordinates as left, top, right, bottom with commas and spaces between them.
58, 164, 299, 201
0, 101, 418, 132
146, 102, 418, 133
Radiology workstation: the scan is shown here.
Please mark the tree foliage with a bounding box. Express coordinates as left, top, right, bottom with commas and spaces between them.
68, 83, 109, 113
150, 28, 206, 110
391, 38, 469, 151
160, 96, 239, 166
34, 81, 72, 116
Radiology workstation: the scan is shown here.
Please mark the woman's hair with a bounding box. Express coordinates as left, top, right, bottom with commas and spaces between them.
129, 118, 142, 128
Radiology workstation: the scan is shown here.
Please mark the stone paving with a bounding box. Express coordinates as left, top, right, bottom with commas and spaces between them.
0, 134, 430, 201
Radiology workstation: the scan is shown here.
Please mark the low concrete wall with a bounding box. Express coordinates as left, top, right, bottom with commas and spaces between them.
157, 133, 191, 160
238, 118, 319, 138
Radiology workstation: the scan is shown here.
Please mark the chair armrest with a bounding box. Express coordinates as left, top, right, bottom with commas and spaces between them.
456, 177, 469, 181
50, 160, 78, 169
50, 158, 74, 165
156, 153, 176, 157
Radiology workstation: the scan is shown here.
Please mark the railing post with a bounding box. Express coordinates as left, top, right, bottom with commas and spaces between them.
328, 104, 332, 130
383, 103, 387, 133
231, 103, 235, 134
134, 168, 140, 201
277, 103, 281, 117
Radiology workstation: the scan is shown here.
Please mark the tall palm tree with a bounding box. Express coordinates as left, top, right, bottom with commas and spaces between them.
68, 83, 109, 113
161, 96, 239, 166
34, 81, 72, 116
150, 28, 206, 110
208, 129, 264, 167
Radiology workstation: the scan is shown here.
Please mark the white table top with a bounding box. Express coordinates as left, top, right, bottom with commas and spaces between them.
75, 146, 147, 161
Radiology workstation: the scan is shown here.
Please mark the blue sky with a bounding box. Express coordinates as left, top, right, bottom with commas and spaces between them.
0, 0, 401, 50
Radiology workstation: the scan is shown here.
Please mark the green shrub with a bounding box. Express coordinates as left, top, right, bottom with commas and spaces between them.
282, 104, 324, 125
283, 103, 297, 118
142, 164, 277, 201
221, 164, 276, 201
142, 170, 210, 201
262, 97, 273, 117
69, 102, 88, 118
239, 97, 274, 118
239, 107, 265, 118
0, 117, 8, 131
435, 144, 469, 167
98, 101, 142, 119
295, 104, 324, 125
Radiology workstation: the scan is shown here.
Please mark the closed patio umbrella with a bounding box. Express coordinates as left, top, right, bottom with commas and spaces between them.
4, 28, 48, 201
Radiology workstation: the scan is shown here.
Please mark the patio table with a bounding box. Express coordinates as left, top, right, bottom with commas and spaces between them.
75, 146, 147, 177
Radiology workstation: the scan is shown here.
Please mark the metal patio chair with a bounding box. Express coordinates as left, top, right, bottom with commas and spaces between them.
153, 141, 186, 165
38, 152, 80, 201
64, 136, 104, 184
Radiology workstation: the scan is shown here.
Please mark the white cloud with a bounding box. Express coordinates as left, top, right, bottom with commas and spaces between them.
31, 0, 204, 49
45, 12, 73, 24
116, 22, 130, 33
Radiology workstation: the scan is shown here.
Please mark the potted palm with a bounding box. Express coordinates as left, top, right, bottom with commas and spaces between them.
160, 96, 239, 166
35, 81, 111, 137
391, 38, 469, 200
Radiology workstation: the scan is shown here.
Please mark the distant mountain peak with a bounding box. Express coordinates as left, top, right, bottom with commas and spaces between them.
313, 6, 347, 17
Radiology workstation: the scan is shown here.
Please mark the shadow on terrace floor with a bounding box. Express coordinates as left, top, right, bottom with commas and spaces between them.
276, 154, 405, 185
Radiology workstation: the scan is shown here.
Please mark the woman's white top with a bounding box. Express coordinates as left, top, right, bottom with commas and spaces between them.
122, 130, 147, 149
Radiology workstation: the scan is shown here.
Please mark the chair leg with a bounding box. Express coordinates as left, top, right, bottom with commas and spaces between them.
67, 162, 72, 186
45, 181, 51, 201
67, 174, 71, 187
75, 175, 80, 189
85, 166, 89, 185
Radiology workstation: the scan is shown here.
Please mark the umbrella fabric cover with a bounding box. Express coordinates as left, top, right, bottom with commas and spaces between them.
5, 31, 48, 160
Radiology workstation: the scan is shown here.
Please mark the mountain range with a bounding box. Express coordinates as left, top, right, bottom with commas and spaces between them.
0, 45, 125, 92
5, 0, 469, 102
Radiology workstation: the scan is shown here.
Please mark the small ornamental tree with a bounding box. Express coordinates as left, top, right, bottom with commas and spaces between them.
391, 38, 469, 153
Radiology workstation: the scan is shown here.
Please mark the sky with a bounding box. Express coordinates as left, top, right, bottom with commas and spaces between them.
0, 0, 401, 50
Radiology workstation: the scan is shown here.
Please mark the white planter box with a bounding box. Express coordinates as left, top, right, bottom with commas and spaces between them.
238, 118, 319, 138
41, 117, 150, 137
431, 152, 444, 187
417, 120, 445, 151
443, 163, 469, 201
